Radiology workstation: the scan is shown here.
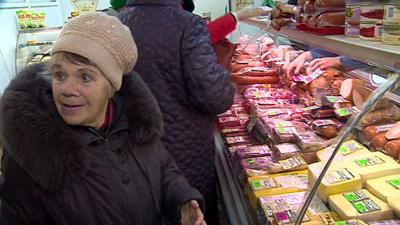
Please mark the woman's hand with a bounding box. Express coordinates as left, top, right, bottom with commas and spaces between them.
308, 56, 342, 72
181, 200, 206, 225
286, 51, 313, 76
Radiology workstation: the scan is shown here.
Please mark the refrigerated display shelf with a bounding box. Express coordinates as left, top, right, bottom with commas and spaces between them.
243, 18, 400, 73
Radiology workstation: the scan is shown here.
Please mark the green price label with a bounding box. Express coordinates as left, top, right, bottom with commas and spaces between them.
334, 222, 348, 225
247, 159, 255, 165
278, 127, 286, 134
387, 178, 400, 190
353, 202, 369, 214
251, 181, 263, 190
336, 108, 350, 117
343, 191, 368, 203
326, 96, 338, 103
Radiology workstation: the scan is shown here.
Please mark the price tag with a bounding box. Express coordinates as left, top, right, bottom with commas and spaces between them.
352, 199, 381, 214
343, 191, 369, 203
250, 178, 279, 191
312, 119, 336, 127
302, 105, 321, 112
376, 124, 395, 133
339, 141, 364, 156
280, 156, 306, 170
355, 156, 385, 167
335, 107, 360, 117
325, 168, 355, 184
387, 178, 400, 190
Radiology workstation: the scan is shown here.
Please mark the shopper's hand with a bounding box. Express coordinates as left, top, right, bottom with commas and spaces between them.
286, 51, 313, 76
181, 200, 206, 225
308, 57, 342, 71
235, 7, 271, 20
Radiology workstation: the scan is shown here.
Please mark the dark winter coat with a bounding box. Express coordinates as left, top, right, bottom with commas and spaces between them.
119, 0, 235, 196
0, 63, 204, 225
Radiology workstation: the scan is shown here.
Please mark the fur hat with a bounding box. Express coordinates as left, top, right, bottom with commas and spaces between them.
51, 12, 137, 90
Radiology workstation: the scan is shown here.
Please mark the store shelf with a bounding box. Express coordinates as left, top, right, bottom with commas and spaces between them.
214, 131, 256, 225
243, 18, 400, 73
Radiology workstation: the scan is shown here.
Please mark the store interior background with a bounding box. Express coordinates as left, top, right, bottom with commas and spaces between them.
0, 0, 270, 94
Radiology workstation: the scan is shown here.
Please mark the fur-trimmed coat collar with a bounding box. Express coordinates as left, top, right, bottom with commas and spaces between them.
0, 63, 163, 192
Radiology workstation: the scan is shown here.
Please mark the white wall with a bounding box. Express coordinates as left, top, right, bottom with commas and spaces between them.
193, 0, 229, 20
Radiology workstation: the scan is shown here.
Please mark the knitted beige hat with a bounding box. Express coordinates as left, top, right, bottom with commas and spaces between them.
51, 12, 137, 91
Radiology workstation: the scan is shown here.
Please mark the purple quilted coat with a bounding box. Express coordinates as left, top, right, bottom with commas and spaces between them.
119, 0, 235, 196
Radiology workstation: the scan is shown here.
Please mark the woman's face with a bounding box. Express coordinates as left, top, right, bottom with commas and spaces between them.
51, 56, 112, 128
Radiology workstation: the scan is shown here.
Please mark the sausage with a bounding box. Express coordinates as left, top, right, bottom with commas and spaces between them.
311, 109, 336, 119
340, 78, 364, 100
231, 74, 280, 85
317, 11, 345, 27
304, 0, 316, 14
385, 121, 400, 140
240, 69, 278, 77
314, 0, 345, 9
313, 125, 337, 139
371, 133, 388, 150
363, 125, 379, 141
307, 16, 318, 27
385, 140, 400, 158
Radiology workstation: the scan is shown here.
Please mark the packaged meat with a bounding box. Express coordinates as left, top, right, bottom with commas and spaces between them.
361, 5, 384, 23
360, 23, 383, 41
296, 131, 327, 152
225, 135, 254, 146
335, 106, 360, 120
369, 220, 400, 225
382, 23, 400, 46
304, 0, 316, 14
312, 119, 338, 139
307, 16, 318, 27
240, 156, 274, 171
218, 116, 242, 128
371, 133, 388, 150
346, 5, 361, 22
363, 124, 395, 142
317, 11, 345, 27
311, 108, 336, 119
220, 127, 248, 137
231, 74, 280, 85
274, 143, 301, 160
271, 127, 297, 144
321, 95, 350, 107
340, 78, 364, 101
359, 105, 400, 128
236, 145, 272, 159
384, 4, 400, 24
345, 22, 360, 37
384, 140, 400, 158
267, 155, 308, 174
314, 0, 345, 13
235, 68, 279, 77
271, 18, 293, 31
385, 121, 400, 140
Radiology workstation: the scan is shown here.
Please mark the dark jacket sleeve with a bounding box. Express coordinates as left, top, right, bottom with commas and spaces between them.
181, 14, 235, 116
158, 141, 205, 223
0, 150, 48, 225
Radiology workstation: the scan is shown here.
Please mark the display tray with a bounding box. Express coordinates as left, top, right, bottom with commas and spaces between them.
296, 23, 345, 35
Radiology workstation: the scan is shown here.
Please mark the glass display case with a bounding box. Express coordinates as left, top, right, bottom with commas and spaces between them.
15, 26, 62, 73
215, 18, 400, 225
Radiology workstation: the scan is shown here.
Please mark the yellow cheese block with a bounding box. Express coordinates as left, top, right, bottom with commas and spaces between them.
328, 189, 393, 222
345, 152, 400, 186
388, 195, 400, 218
317, 140, 371, 162
246, 170, 308, 210
366, 175, 400, 202
308, 162, 362, 202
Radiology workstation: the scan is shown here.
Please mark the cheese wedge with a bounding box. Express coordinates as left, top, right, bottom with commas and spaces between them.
344, 152, 400, 186
366, 175, 400, 202
316, 140, 371, 162
308, 162, 362, 202
328, 189, 393, 222
246, 170, 308, 210
387, 195, 400, 218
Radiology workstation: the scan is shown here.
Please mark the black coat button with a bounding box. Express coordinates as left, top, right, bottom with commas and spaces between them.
122, 173, 130, 184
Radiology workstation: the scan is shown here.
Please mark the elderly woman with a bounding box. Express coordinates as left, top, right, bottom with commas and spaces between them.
0, 12, 205, 225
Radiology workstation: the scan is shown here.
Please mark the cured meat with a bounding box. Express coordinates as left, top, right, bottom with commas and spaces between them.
385, 122, 400, 140
340, 78, 364, 100
231, 74, 280, 85
384, 140, 400, 158
317, 11, 345, 27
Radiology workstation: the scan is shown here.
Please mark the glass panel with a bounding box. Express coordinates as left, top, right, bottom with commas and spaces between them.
0, 0, 25, 3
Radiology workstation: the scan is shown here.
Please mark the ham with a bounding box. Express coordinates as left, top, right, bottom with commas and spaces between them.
385, 121, 400, 140
340, 78, 364, 100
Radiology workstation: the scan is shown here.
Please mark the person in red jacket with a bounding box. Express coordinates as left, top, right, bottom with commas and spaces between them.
181, 0, 269, 44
